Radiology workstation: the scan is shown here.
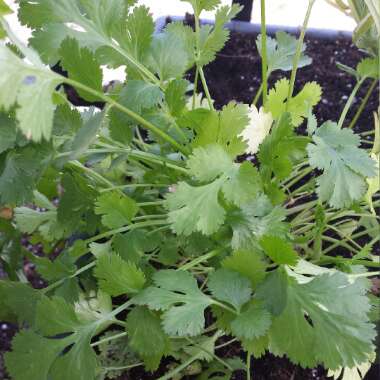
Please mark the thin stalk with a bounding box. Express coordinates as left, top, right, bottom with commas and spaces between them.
211, 300, 238, 315
84, 219, 169, 245
100, 183, 170, 192
253, 83, 263, 106
91, 332, 128, 348
338, 76, 366, 128
42, 261, 96, 294
260, 0, 268, 105
199, 66, 214, 110
286, 0, 316, 108
103, 363, 144, 372
317, 256, 380, 268
348, 79, 378, 129
215, 338, 237, 350
193, 66, 200, 109
179, 249, 222, 271
63, 78, 189, 155
157, 356, 199, 380
247, 351, 252, 380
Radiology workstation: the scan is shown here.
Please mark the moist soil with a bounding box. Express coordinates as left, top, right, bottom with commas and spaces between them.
1, 23, 379, 380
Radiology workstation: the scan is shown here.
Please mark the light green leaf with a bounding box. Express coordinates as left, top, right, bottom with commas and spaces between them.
94, 253, 146, 296
180, 0, 221, 15
95, 191, 139, 229
0, 43, 61, 141
266, 79, 322, 127
0, 144, 52, 205
231, 301, 271, 340
257, 31, 311, 73
59, 38, 103, 102
0, 113, 17, 154
265, 269, 376, 369
208, 269, 252, 311
357, 57, 379, 79
124, 80, 163, 111
259, 236, 299, 266
307, 121, 377, 208
166, 178, 226, 236
126, 306, 170, 369
135, 270, 212, 336
222, 250, 267, 289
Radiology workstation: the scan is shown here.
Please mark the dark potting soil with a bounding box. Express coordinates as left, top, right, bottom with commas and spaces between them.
1, 21, 379, 380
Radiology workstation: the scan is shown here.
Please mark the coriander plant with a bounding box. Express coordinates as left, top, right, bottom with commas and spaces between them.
0, 0, 379, 379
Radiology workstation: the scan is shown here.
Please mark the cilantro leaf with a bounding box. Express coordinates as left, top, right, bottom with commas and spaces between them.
135, 270, 212, 336
307, 121, 377, 208
126, 306, 170, 370
59, 38, 103, 102
192, 102, 249, 157
222, 250, 267, 289
94, 253, 146, 296
165, 79, 190, 117
197, 5, 241, 66
166, 178, 226, 236
259, 236, 299, 266
208, 269, 252, 312
180, 0, 221, 15
0, 144, 52, 205
5, 296, 103, 380
0, 112, 17, 154
0, 43, 61, 141
264, 269, 376, 369
357, 57, 379, 79
257, 31, 312, 74
230, 301, 271, 340
266, 79, 322, 127
95, 191, 139, 229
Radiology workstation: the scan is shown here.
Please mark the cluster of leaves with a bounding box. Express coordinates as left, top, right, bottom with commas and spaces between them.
0, 1, 379, 380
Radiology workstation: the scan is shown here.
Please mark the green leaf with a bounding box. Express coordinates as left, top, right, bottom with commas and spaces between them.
0, 43, 61, 141
5, 296, 103, 380
126, 306, 170, 370
94, 252, 146, 296
227, 195, 289, 250
0, 144, 52, 205
230, 301, 271, 340
264, 269, 376, 369
166, 178, 226, 236
0, 281, 42, 324
222, 250, 267, 289
193, 102, 249, 158
95, 191, 138, 228
266, 79, 322, 127
208, 269, 252, 311
135, 270, 212, 336
59, 38, 103, 102
124, 80, 163, 111
307, 121, 377, 208
259, 236, 299, 266
197, 5, 241, 66
148, 30, 189, 81
68, 110, 104, 160
165, 79, 189, 117
357, 57, 379, 79
187, 144, 234, 182
0, 112, 17, 154
257, 31, 311, 74
57, 171, 101, 235
0, 0, 12, 15
180, 0, 221, 15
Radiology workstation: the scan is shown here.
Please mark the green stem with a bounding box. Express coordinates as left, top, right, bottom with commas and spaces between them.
247, 351, 252, 380
100, 183, 170, 192
179, 249, 222, 271
193, 66, 200, 109
91, 331, 128, 348
63, 78, 189, 155
348, 79, 378, 129
286, 0, 316, 108
260, 0, 268, 105
199, 66, 214, 110
157, 356, 200, 380
42, 261, 96, 294
338, 76, 366, 128
253, 84, 264, 106
317, 256, 380, 268
103, 363, 144, 372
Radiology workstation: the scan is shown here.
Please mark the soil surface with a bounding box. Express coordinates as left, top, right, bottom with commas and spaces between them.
1, 21, 379, 380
